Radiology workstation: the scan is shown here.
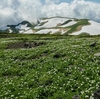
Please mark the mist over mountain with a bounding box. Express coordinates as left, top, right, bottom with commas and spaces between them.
0, 0, 100, 28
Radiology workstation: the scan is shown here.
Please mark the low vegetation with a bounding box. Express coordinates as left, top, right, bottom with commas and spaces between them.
0, 33, 100, 99
66, 19, 90, 34
61, 20, 72, 25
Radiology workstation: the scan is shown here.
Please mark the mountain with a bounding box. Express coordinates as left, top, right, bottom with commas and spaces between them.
0, 17, 100, 35
0, 21, 34, 34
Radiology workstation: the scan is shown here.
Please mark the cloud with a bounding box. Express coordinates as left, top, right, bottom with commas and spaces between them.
0, 0, 100, 27
42, 0, 100, 21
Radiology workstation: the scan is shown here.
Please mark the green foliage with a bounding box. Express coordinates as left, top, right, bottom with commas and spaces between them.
0, 34, 100, 99
0, 29, 9, 34
38, 21, 48, 26
66, 19, 90, 34
78, 32, 90, 37
61, 20, 72, 25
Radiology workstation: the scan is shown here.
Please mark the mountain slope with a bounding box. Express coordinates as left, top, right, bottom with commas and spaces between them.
70, 20, 100, 35
0, 17, 100, 35
0, 21, 34, 34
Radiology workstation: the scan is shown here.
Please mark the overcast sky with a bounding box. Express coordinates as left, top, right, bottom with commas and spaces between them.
0, 0, 100, 27
41, 0, 100, 4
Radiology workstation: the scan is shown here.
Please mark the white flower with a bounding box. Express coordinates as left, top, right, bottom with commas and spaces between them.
90, 96, 94, 99
85, 95, 89, 98
81, 91, 84, 94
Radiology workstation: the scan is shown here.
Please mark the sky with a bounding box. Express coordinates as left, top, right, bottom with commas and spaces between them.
41, 0, 100, 4
0, 0, 100, 27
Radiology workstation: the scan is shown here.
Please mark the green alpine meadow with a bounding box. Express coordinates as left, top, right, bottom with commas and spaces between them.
0, 33, 100, 99
1, 0, 100, 98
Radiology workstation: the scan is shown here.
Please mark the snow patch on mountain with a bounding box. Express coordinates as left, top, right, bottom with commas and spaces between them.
70, 20, 100, 35
60, 20, 77, 27
35, 29, 60, 34
9, 29, 13, 33
24, 29, 33, 34
34, 17, 69, 29
16, 24, 30, 30
18, 29, 33, 34
61, 29, 69, 34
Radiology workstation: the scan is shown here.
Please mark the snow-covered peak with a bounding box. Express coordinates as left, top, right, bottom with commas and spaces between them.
34, 17, 70, 29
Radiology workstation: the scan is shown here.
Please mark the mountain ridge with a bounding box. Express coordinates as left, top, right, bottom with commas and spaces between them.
0, 17, 100, 35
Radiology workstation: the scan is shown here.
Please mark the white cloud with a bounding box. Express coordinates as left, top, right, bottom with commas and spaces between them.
0, 0, 100, 27
17, 0, 42, 21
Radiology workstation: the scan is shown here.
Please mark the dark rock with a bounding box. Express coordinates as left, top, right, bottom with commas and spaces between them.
72, 95, 80, 99
24, 42, 31, 48
53, 53, 61, 58
90, 42, 96, 47
53, 53, 66, 58
94, 88, 100, 99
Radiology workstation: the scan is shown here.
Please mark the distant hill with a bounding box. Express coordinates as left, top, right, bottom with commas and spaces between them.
0, 17, 100, 35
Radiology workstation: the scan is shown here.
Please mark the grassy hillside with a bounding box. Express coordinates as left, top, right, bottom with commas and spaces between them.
0, 34, 100, 99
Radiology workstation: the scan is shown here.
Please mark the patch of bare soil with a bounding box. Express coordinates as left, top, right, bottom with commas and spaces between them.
6, 41, 46, 49
76, 25, 83, 31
